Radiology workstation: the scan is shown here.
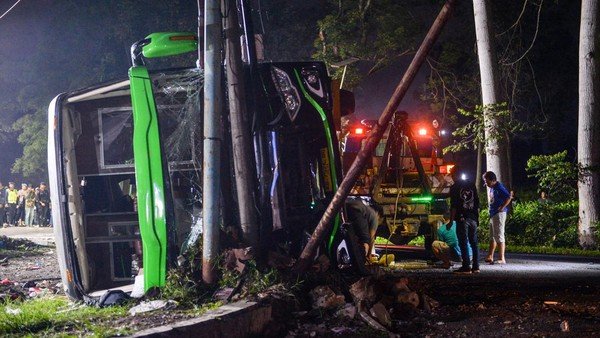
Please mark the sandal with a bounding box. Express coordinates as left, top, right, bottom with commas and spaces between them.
493, 260, 506, 265
484, 258, 493, 263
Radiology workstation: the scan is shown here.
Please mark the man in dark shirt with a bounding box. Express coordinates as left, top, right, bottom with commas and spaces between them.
36, 182, 51, 227
0, 182, 6, 227
448, 166, 480, 274
345, 198, 382, 262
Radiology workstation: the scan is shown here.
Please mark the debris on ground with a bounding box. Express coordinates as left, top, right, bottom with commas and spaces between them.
128, 300, 178, 316
309, 285, 345, 309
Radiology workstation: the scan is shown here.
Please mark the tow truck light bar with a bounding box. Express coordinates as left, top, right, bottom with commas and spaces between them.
354, 127, 364, 135
418, 128, 428, 136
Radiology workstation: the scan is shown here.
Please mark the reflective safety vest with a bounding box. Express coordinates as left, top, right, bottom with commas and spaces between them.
7, 189, 18, 204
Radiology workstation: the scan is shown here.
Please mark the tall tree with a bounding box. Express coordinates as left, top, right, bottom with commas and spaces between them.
577, 0, 599, 248
472, 0, 510, 186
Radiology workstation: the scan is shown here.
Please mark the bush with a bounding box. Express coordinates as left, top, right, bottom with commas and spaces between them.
478, 200, 579, 248
526, 151, 578, 201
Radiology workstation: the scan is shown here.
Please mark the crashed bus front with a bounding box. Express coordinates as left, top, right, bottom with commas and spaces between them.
49, 32, 359, 301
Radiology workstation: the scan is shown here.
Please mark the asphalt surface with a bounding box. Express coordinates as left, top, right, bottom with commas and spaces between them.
2, 227, 600, 279
376, 244, 600, 279
0, 226, 55, 246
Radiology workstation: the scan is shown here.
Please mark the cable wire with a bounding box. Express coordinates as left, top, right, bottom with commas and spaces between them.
0, 0, 23, 21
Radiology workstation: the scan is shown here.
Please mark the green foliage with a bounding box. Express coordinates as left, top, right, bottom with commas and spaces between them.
0, 296, 129, 336
313, 0, 420, 87
407, 235, 425, 246
444, 102, 529, 154
11, 110, 47, 180
162, 268, 206, 308
526, 151, 578, 201
219, 260, 281, 296
479, 200, 579, 248
478, 243, 600, 257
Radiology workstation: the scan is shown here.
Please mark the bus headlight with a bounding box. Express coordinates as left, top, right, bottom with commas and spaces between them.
271, 66, 301, 121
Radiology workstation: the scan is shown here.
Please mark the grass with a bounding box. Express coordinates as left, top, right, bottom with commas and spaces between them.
375, 235, 600, 258
479, 243, 600, 257
0, 296, 131, 337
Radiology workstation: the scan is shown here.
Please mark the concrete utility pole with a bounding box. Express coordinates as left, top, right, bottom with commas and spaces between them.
202, 0, 223, 284
223, 0, 259, 248
295, 0, 458, 273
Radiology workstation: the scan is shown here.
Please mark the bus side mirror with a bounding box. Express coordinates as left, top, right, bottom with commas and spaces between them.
131, 32, 198, 66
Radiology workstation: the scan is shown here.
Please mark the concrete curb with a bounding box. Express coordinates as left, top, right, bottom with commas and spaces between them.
129, 301, 272, 338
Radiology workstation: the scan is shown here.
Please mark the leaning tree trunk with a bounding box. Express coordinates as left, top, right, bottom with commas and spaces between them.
577, 0, 600, 248
473, 0, 509, 187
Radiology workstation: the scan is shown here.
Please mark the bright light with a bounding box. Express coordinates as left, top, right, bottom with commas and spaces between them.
354, 127, 364, 135
445, 164, 455, 174
440, 129, 447, 136
411, 195, 433, 203
418, 128, 427, 136
461, 174, 467, 181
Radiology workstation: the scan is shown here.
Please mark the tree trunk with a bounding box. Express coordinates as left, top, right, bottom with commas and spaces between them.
578, 0, 600, 248
475, 141, 483, 194
472, 0, 509, 186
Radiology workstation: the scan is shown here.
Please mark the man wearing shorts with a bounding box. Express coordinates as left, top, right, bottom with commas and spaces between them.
483, 171, 511, 264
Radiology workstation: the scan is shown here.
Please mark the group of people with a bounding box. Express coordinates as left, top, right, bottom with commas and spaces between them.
432, 168, 511, 274
0, 181, 51, 227
344, 166, 513, 274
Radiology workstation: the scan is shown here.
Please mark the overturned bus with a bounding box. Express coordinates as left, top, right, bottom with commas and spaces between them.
48, 32, 362, 301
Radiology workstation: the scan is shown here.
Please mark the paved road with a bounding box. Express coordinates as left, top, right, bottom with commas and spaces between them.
376, 244, 600, 279
3, 227, 600, 279
0, 226, 55, 246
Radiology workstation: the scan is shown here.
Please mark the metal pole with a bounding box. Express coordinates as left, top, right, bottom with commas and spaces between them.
202, 0, 223, 284
295, 0, 458, 273
197, 0, 204, 69
223, 0, 259, 248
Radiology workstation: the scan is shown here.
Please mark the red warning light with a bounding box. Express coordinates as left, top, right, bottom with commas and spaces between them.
418, 128, 427, 136
354, 127, 364, 135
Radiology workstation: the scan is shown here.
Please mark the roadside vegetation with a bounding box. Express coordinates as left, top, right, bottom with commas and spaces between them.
0, 297, 130, 337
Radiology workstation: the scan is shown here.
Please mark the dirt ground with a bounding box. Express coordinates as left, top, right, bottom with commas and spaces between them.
281, 270, 600, 337
0, 236, 61, 289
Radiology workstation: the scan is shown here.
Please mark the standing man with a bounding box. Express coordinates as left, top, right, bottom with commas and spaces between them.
482, 171, 511, 264
25, 185, 36, 226
0, 182, 6, 227
448, 166, 480, 274
36, 182, 51, 227
6, 182, 18, 227
16, 183, 28, 226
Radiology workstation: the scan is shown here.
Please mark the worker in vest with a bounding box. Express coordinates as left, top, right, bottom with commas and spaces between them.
6, 182, 19, 227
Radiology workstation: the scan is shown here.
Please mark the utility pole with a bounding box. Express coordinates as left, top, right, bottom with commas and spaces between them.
295, 0, 458, 273
197, 0, 204, 69
202, 0, 223, 284
223, 0, 259, 248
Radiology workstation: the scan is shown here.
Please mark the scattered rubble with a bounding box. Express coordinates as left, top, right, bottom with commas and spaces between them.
128, 300, 178, 316
309, 285, 345, 309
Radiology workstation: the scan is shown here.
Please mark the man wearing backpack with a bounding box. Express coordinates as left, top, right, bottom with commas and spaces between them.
448, 166, 480, 274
